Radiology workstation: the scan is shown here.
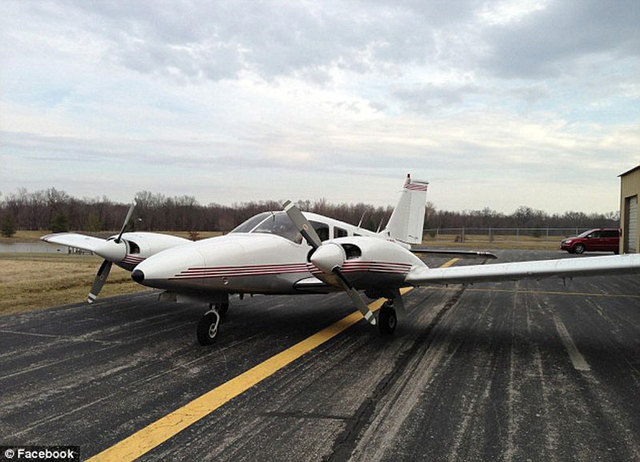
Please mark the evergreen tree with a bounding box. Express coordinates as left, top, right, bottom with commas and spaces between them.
50, 211, 69, 233
1, 213, 16, 237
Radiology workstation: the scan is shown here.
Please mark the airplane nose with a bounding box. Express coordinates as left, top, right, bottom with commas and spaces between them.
131, 269, 145, 283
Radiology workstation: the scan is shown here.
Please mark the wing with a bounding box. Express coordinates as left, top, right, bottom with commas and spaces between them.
406, 254, 640, 285
41, 233, 107, 253
411, 248, 497, 259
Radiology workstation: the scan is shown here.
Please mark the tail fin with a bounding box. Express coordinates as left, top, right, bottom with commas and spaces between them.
383, 174, 428, 244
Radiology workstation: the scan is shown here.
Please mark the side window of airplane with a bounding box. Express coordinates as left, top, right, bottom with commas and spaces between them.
310, 221, 329, 242
334, 227, 348, 238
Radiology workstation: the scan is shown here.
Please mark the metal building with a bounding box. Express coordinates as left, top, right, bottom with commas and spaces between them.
620, 165, 640, 253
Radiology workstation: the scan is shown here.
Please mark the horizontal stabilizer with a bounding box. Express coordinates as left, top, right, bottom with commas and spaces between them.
41, 233, 106, 253
406, 254, 640, 286
412, 248, 497, 259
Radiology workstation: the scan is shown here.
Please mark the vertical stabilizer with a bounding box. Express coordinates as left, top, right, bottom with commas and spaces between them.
383, 174, 428, 244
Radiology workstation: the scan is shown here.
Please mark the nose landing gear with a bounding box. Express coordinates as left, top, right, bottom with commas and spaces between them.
196, 301, 230, 345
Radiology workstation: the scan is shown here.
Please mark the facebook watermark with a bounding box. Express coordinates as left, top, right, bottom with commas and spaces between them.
1, 447, 79, 461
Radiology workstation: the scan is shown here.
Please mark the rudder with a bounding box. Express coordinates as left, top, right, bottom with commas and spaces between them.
383, 174, 428, 244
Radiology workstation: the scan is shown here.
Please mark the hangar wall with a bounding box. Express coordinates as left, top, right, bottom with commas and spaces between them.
619, 165, 640, 254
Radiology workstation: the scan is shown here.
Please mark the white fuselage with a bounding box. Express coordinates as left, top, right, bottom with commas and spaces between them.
132, 213, 426, 297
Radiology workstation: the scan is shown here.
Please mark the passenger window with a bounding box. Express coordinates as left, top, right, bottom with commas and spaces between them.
310, 221, 330, 242
334, 227, 348, 238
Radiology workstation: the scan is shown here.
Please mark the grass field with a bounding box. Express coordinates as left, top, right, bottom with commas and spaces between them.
0, 254, 147, 315
422, 233, 563, 250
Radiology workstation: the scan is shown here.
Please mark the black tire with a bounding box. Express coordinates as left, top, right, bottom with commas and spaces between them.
378, 303, 397, 335
573, 243, 585, 254
197, 311, 220, 345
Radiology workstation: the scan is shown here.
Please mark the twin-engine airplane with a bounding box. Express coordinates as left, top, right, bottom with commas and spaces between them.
125, 175, 640, 346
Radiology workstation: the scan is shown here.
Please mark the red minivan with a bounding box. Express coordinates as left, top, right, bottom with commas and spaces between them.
560, 228, 620, 254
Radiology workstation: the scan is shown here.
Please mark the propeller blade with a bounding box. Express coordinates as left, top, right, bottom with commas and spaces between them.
333, 269, 377, 326
88, 260, 112, 304
283, 200, 322, 249
115, 203, 135, 243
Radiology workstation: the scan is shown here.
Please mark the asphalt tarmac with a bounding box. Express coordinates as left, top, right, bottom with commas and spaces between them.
1, 250, 640, 461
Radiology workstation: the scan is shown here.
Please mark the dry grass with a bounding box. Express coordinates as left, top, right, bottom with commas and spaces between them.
422, 234, 562, 250
0, 230, 48, 243
0, 254, 147, 315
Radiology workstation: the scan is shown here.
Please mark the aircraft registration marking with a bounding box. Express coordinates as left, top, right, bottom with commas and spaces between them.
88, 258, 459, 461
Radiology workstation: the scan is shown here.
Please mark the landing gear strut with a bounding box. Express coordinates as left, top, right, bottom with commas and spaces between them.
378, 300, 397, 335
196, 301, 229, 345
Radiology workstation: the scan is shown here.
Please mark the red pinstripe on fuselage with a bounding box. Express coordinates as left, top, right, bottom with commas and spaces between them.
169, 261, 412, 280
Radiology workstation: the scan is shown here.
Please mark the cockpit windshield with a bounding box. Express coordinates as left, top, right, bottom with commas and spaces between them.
230, 211, 303, 244
230, 212, 271, 233
253, 212, 303, 243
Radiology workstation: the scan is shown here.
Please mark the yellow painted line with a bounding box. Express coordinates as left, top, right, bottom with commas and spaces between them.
439, 258, 459, 268
88, 258, 458, 461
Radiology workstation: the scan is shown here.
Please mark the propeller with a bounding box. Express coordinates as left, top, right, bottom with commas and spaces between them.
283, 201, 376, 325
87, 203, 135, 304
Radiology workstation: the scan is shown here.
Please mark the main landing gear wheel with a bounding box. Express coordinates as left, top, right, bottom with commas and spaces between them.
197, 310, 221, 345
378, 301, 397, 335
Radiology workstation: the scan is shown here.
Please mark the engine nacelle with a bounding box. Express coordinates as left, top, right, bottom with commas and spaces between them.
310, 236, 424, 290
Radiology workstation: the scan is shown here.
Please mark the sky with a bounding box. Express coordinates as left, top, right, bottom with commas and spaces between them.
1, 0, 639, 214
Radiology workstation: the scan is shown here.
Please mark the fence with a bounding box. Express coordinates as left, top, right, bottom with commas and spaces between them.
423, 227, 590, 244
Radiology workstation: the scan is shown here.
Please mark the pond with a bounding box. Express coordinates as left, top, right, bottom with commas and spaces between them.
0, 241, 72, 254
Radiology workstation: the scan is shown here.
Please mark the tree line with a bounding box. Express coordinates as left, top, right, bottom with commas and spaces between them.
0, 187, 619, 237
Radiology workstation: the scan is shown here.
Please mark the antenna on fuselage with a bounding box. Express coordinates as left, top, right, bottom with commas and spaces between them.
357, 211, 367, 229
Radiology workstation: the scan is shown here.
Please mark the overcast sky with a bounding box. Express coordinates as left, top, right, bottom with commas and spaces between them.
1, 0, 639, 213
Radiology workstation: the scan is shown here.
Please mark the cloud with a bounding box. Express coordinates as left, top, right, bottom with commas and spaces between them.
481, 0, 640, 78
1, 0, 639, 213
